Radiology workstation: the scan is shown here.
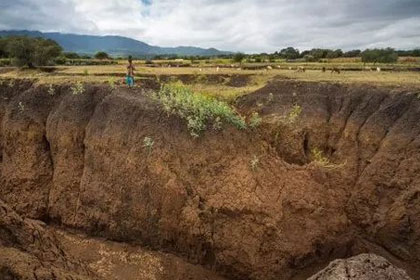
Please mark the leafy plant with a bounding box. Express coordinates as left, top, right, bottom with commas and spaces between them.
143, 136, 154, 155
47, 84, 55, 96
311, 147, 345, 169
18, 101, 24, 112
83, 69, 89, 76
153, 82, 246, 137
285, 104, 302, 124
250, 155, 259, 171
249, 112, 262, 128
70, 82, 85, 95
108, 78, 116, 90
267, 92, 274, 103
274, 104, 303, 142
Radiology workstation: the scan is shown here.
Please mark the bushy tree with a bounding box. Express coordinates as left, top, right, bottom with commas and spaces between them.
33, 38, 62, 66
361, 48, 398, 63
343, 49, 361, 57
4, 36, 62, 67
280, 47, 300, 59
233, 52, 246, 63
94, 51, 110, 60
309, 49, 329, 61
0, 37, 9, 58
326, 49, 343, 59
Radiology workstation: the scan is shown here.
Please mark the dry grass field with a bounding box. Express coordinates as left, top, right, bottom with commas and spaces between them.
1, 60, 420, 101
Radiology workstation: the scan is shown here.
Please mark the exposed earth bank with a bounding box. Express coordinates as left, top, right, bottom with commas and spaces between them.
1, 78, 419, 279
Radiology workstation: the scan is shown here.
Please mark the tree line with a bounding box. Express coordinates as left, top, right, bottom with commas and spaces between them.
231, 47, 420, 64
0, 36, 113, 67
1, 36, 419, 67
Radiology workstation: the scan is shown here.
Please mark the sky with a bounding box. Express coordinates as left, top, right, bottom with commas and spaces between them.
0, 0, 419, 53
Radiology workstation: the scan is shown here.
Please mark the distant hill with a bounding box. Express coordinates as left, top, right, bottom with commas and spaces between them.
0, 30, 231, 57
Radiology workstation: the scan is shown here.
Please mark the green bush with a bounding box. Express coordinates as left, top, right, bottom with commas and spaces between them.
70, 82, 85, 95
233, 53, 246, 63
249, 112, 262, 128
94, 51, 110, 60
361, 48, 398, 63
153, 82, 246, 137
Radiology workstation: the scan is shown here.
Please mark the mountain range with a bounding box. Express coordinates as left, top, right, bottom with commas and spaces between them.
0, 30, 231, 57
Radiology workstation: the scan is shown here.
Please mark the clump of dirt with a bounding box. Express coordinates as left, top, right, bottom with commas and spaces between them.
308, 254, 413, 280
0, 78, 419, 280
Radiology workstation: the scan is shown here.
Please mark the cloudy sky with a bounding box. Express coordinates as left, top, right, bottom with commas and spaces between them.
0, 0, 419, 53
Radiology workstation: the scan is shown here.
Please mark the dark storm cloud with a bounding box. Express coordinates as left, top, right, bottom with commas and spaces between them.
0, 0, 419, 52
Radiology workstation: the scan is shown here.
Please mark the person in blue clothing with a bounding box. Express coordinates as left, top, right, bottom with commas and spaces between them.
126, 56, 135, 87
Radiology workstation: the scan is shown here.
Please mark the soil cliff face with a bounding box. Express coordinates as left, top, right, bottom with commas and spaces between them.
1, 79, 419, 279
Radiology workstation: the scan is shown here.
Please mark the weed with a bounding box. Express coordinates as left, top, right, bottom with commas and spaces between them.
18, 101, 24, 112
143, 136, 154, 155
285, 104, 302, 124
48, 84, 55, 96
212, 116, 222, 131
250, 155, 260, 171
83, 69, 89, 76
267, 92, 274, 103
153, 82, 246, 137
70, 82, 85, 95
249, 112, 262, 128
311, 147, 345, 169
108, 78, 116, 90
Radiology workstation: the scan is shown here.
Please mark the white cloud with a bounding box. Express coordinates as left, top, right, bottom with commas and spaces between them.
1, 0, 419, 52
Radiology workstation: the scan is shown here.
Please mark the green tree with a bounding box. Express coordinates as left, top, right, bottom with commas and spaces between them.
6, 37, 36, 67
361, 48, 398, 63
280, 47, 300, 59
5, 36, 62, 67
343, 49, 361, 57
33, 38, 62, 66
308, 49, 329, 61
94, 51, 110, 60
0, 37, 9, 58
326, 49, 343, 59
233, 52, 246, 63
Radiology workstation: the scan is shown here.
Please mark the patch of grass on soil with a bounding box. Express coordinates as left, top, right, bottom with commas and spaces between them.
153, 82, 246, 137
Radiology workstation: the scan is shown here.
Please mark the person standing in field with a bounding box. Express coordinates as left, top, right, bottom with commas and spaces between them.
126, 55, 135, 87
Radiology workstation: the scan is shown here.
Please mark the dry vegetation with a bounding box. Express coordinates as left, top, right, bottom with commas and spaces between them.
1, 59, 420, 102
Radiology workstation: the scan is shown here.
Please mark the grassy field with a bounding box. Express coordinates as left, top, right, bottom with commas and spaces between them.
1, 60, 420, 101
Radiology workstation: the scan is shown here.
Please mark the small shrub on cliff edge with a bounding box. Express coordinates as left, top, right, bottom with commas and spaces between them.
249, 112, 262, 128
143, 136, 154, 155
70, 82, 85, 95
153, 82, 246, 137
250, 155, 260, 171
18, 101, 24, 112
285, 104, 302, 125
48, 84, 55, 96
108, 78, 116, 90
311, 147, 345, 169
